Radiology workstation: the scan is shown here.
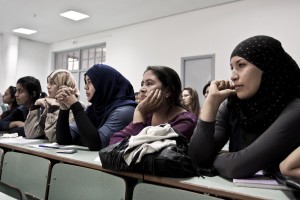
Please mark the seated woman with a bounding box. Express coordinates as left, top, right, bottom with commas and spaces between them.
181, 87, 201, 117
0, 76, 46, 136
0, 86, 18, 119
24, 69, 79, 142
55, 64, 136, 151
188, 35, 300, 179
110, 66, 197, 145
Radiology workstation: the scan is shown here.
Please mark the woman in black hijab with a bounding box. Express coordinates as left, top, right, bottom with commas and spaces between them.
56, 64, 136, 150
189, 35, 300, 179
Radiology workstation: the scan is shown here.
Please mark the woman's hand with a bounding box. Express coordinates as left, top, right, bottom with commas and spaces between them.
55, 86, 78, 110
35, 98, 47, 107
45, 97, 59, 106
9, 121, 25, 128
133, 89, 164, 123
200, 80, 236, 122
207, 80, 236, 104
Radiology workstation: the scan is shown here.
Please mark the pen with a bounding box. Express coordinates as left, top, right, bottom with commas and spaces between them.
38, 144, 61, 149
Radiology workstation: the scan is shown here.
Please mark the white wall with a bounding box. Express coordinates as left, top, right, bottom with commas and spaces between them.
16, 39, 50, 91
50, 0, 300, 92
1, 0, 300, 94
0, 34, 19, 93
0, 36, 50, 93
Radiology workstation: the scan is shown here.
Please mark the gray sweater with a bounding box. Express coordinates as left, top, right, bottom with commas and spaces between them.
189, 98, 300, 179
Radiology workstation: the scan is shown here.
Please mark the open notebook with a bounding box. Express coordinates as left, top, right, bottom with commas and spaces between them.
233, 170, 291, 190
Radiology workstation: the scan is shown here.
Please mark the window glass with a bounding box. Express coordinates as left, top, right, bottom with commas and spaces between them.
53, 43, 106, 105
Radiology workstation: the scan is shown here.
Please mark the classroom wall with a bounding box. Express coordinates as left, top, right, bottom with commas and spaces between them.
1, 0, 300, 94
50, 0, 300, 92
0, 35, 50, 92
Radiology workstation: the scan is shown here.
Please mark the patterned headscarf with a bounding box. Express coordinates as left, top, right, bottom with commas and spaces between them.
48, 69, 79, 97
85, 64, 136, 128
229, 35, 300, 132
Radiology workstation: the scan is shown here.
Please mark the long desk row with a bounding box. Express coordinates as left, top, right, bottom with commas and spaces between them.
0, 137, 297, 200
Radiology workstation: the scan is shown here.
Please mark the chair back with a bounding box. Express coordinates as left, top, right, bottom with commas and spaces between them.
132, 183, 222, 200
1, 152, 50, 200
25, 193, 43, 200
48, 163, 126, 200
0, 148, 4, 176
0, 180, 27, 200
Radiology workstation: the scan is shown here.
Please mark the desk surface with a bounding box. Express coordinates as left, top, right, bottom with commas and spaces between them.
144, 175, 295, 200
0, 137, 142, 179
0, 192, 18, 200
0, 137, 297, 200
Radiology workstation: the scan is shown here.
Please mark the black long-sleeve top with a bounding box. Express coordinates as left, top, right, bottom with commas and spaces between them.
189, 98, 300, 179
56, 102, 134, 151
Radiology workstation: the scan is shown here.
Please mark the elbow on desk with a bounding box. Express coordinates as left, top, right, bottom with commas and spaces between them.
87, 143, 102, 151
215, 161, 259, 179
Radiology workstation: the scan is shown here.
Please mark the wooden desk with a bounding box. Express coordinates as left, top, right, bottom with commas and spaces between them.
144, 175, 296, 200
0, 192, 18, 200
0, 138, 297, 200
0, 138, 142, 179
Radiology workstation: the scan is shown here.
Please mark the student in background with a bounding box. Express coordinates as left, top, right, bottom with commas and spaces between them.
110, 66, 197, 144
24, 69, 79, 142
0, 76, 46, 136
0, 86, 18, 119
189, 35, 300, 179
181, 87, 201, 117
202, 81, 211, 98
55, 64, 136, 151
0, 93, 5, 116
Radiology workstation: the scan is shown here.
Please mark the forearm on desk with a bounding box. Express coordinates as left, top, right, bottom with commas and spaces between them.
71, 102, 101, 151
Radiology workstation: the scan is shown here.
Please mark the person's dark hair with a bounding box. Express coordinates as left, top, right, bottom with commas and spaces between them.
202, 81, 211, 96
17, 76, 46, 105
182, 87, 200, 117
7, 86, 18, 109
145, 66, 182, 106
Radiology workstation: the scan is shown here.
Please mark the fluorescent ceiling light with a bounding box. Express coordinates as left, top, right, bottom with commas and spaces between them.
60, 10, 89, 21
13, 28, 37, 35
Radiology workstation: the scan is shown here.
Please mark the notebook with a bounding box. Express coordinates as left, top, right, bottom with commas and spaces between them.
233, 170, 291, 190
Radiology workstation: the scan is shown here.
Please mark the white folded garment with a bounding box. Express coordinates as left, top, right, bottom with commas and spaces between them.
2, 133, 18, 138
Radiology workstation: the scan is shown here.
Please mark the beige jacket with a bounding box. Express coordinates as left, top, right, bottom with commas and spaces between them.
24, 105, 74, 142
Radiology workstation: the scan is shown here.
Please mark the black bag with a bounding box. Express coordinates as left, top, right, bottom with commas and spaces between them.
99, 132, 197, 178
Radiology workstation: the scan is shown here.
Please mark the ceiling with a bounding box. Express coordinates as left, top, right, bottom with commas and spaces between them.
0, 0, 239, 44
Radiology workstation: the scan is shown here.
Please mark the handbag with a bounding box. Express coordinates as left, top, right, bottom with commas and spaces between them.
99, 131, 197, 178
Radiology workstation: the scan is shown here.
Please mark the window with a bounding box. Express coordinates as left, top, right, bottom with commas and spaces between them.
54, 44, 106, 105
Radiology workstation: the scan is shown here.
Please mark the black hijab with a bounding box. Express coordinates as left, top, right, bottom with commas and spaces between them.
85, 64, 136, 128
229, 35, 300, 133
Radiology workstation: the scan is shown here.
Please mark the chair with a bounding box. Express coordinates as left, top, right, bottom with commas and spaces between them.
47, 163, 126, 200
0, 148, 4, 176
1, 152, 51, 200
132, 183, 221, 200
0, 180, 27, 200
25, 193, 43, 200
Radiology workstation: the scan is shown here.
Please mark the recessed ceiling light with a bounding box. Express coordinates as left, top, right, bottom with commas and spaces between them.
60, 10, 89, 21
13, 28, 37, 35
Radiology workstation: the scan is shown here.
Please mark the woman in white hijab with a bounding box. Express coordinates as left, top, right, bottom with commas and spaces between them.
24, 69, 79, 142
